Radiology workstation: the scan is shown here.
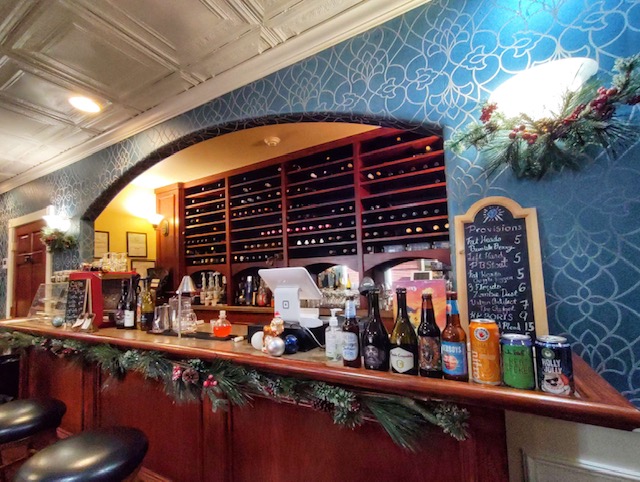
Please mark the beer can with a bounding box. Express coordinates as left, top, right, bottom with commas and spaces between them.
535, 335, 574, 396
500, 334, 535, 390
469, 319, 501, 385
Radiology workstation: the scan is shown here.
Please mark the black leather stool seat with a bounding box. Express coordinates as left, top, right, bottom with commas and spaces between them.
0, 399, 66, 444
14, 426, 148, 482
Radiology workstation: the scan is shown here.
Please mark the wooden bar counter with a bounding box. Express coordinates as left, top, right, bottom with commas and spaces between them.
2, 318, 639, 482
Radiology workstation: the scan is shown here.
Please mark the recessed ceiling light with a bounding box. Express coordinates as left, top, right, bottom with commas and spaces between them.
69, 96, 101, 113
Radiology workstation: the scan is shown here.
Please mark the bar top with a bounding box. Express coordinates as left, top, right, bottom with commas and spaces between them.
2, 317, 639, 432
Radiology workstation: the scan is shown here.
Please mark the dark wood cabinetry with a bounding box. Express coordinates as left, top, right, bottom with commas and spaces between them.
157, 128, 450, 297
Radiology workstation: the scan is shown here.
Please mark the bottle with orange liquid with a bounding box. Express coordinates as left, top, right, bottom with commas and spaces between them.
213, 310, 232, 338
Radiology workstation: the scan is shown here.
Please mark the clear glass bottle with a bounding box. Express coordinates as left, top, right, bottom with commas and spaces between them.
325, 308, 343, 361
213, 310, 231, 338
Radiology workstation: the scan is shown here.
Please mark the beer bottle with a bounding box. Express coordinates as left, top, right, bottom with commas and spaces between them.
417, 293, 442, 378
441, 292, 468, 382
362, 289, 390, 371
389, 288, 418, 375
342, 296, 361, 368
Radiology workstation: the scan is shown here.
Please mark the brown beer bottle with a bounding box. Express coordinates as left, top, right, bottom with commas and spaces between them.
417, 293, 442, 378
441, 292, 469, 382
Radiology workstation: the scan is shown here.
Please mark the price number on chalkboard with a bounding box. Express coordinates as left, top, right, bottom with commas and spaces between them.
455, 197, 548, 339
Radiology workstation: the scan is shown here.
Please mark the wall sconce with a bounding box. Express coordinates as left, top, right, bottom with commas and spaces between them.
489, 57, 598, 120
147, 213, 170, 237
147, 213, 164, 228
43, 205, 71, 232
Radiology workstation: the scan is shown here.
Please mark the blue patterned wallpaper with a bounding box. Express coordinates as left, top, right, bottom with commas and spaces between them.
1, 0, 639, 405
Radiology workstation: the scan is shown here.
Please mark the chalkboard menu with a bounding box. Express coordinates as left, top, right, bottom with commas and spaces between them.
455, 196, 548, 339
64, 279, 89, 325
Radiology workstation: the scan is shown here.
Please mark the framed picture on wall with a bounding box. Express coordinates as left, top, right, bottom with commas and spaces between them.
94, 231, 110, 258
126, 232, 147, 258
131, 259, 156, 278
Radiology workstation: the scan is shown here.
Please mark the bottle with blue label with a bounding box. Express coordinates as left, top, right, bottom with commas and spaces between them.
342, 296, 361, 368
441, 292, 468, 382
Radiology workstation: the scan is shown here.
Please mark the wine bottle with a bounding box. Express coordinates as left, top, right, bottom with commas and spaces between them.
362, 289, 390, 371
114, 279, 128, 329
441, 292, 469, 382
124, 275, 140, 330
342, 296, 361, 368
417, 293, 442, 378
389, 288, 418, 375
139, 277, 155, 332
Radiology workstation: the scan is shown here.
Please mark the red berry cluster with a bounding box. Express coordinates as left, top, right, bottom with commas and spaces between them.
563, 103, 587, 125
590, 86, 617, 119
480, 102, 498, 123
203, 374, 218, 388
508, 124, 538, 144
172, 365, 182, 381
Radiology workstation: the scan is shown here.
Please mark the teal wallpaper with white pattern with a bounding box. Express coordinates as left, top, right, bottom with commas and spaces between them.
1, 0, 639, 405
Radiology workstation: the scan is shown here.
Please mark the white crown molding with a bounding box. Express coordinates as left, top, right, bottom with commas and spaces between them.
0, 0, 429, 195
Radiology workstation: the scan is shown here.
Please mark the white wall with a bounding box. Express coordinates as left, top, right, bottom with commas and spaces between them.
506, 411, 640, 481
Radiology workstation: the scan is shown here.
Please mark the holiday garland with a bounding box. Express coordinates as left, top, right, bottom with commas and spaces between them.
446, 54, 640, 179
0, 330, 468, 451
40, 227, 78, 252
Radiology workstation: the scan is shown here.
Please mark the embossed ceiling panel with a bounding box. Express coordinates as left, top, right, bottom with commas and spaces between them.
0, 0, 429, 192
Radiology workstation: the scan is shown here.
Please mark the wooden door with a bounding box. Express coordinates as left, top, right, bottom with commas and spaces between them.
12, 220, 46, 317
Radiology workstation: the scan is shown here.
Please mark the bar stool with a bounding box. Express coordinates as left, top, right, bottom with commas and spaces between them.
14, 426, 148, 482
0, 398, 66, 482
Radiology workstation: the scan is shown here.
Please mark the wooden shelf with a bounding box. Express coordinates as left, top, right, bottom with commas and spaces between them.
364, 248, 450, 271
360, 165, 445, 187
360, 149, 443, 173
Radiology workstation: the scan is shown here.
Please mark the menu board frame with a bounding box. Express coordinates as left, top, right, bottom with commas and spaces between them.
454, 196, 548, 337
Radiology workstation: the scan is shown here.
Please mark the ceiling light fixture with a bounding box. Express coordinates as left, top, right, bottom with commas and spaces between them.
69, 96, 101, 113
264, 136, 281, 147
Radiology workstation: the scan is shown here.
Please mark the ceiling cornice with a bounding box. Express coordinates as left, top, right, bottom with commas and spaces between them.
0, 0, 428, 195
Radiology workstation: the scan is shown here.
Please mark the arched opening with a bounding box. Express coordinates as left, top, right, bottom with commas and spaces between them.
79, 114, 448, 329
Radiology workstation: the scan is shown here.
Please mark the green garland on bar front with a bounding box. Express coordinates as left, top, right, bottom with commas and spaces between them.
0, 330, 468, 451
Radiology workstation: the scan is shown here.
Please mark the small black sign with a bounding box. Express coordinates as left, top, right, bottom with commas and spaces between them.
462, 203, 536, 338
64, 279, 88, 325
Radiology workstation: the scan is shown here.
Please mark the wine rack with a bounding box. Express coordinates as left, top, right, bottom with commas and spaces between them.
358, 133, 448, 255
229, 164, 283, 267
184, 179, 227, 267
285, 144, 357, 259
174, 128, 451, 303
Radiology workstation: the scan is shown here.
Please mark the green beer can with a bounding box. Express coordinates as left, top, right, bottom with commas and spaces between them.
500, 334, 535, 390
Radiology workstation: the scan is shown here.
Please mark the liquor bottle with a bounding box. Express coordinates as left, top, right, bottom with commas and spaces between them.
362, 289, 390, 371
139, 278, 155, 332
124, 275, 140, 330
417, 293, 442, 378
342, 296, 361, 368
441, 292, 469, 382
389, 288, 419, 375
114, 279, 128, 329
